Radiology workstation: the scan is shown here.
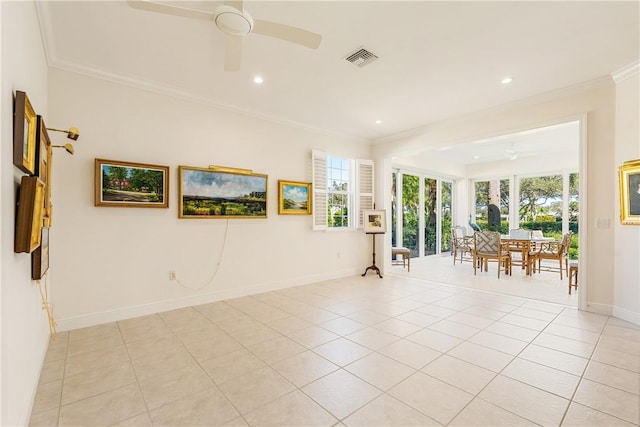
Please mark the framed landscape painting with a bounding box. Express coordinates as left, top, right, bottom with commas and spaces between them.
278, 180, 311, 215
95, 159, 169, 208
179, 166, 268, 218
619, 159, 640, 225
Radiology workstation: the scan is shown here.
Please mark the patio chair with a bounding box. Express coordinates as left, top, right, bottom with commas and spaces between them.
452, 226, 473, 265
473, 231, 512, 278
509, 228, 531, 239
532, 232, 572, 279
531, 230, 544, 239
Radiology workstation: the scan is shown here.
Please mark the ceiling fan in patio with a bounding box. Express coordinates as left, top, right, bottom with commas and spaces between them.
128, 0, 322, 71
504, 143, 518, 161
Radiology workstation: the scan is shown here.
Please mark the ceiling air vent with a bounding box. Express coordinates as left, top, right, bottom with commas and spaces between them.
344, 48, 378, 67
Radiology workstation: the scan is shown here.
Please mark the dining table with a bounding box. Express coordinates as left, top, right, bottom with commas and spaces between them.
500, 236, 555, 275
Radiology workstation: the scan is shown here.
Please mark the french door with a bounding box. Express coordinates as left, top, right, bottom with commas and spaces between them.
392, 169, 454, 258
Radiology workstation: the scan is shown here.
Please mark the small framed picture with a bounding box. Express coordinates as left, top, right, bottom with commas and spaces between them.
619, 159, 640, 225
278, 180, 312, 215
15, 176, 45, 253
13, 91, 38, 175
95, 159, 169, 208
363, 209, 386, 233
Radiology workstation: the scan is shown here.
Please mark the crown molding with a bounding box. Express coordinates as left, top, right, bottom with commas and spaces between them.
612, 61, 640, 84
47, 59, 368, 144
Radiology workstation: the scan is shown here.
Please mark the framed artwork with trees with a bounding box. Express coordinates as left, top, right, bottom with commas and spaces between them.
94, 159, 169, 208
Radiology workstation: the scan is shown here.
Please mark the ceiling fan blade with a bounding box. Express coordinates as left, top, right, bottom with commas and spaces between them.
253, 19, 321, 49
127, 1, 214, 21
224, 35, 242, 72
224, 1, 243, 12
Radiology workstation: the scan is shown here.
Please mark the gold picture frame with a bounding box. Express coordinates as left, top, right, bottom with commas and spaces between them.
278, 180, 312, 215
32, 227, 50, 280
13, 91, 38, 175
36, 116, 52, 226
619, 159, 640, 225
95, 159, 169, 208
179, 166, 267, 218
15, 176, 45, 253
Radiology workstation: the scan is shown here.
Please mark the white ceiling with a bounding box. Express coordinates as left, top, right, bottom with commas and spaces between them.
426, 120, 580, 166
37, 1, 639, 141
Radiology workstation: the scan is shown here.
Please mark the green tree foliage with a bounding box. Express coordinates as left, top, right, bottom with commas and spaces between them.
402, 174, 420, 255
519, 175, 562, 221
108, 166, 128, 190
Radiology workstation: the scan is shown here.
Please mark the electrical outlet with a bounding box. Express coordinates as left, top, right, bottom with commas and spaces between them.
169, 271, 176, 280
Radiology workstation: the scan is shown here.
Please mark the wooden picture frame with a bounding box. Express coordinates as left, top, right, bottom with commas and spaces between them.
363, 209, 387, 233
15, 176, 45, 253
32, 227, 50, 280
95, 159, 169, 208
179, 166, 267, 218
36, 116, 52, 226
278, 180, 312, 215
619, 159, 640, 225
13, 91, 38, 175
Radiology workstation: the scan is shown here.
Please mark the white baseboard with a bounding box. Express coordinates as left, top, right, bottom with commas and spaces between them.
612, 306, 640, 326
585, 302, 613, 316
55, 268, 360, 331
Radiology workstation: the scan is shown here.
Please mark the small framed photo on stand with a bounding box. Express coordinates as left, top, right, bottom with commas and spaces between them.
363, 209, 386, 233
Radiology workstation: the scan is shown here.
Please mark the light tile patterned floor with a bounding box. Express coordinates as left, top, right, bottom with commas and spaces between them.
30, 274, 639, 426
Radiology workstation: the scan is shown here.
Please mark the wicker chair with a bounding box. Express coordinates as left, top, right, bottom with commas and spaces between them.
473, 231, 512, 278
532, 232, 572, 279
452, 226, 473, 265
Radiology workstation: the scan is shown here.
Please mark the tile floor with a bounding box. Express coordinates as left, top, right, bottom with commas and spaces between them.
394, 254, 580, 306
30, 274, 639, 426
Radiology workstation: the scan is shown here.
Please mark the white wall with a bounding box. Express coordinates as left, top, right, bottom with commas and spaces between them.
1, 2, 52, 425
613, 64, 640, 324
47, 69, 372, 330
373, 79, 619, 317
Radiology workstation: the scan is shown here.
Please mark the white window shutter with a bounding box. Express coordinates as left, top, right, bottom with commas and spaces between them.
356, 159, 375, 228
312, 150, 328, 230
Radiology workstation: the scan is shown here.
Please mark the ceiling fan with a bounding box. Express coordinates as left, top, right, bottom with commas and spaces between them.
128, 1, 322, 71
504, 143, 518, 161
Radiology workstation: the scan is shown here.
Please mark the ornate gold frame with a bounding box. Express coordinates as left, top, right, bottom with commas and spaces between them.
278, 180, 312, 215
619, 159, 640, 225
13, 91, 37, 174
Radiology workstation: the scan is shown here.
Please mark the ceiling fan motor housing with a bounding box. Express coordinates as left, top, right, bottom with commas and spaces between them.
214, 5, 253, 36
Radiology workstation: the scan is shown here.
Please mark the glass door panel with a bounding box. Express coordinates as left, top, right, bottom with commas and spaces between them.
441, 181, 452, 253
402, 174, 420, 257
424, 178, 437, 256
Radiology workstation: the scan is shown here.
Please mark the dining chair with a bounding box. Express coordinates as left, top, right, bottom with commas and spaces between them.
533, 232, 572, 279
531, 230, 544, 239
473, 231, 512, 278
509, 228, 532, 239
452, 226, 473, 265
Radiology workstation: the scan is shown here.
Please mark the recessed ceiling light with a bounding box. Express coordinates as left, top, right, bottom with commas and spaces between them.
253, 76, 264, 84
375, 119, 382, 124
473, 155, 481, 159
501, 77, 513, 84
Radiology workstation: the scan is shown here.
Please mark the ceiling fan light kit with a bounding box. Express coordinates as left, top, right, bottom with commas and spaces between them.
214, 5, 253, 36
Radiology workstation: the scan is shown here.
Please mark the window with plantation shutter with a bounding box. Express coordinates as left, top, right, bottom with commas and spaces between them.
356, 159, 374, 228
312, 150, 327, 230
311, 150, 374, 230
